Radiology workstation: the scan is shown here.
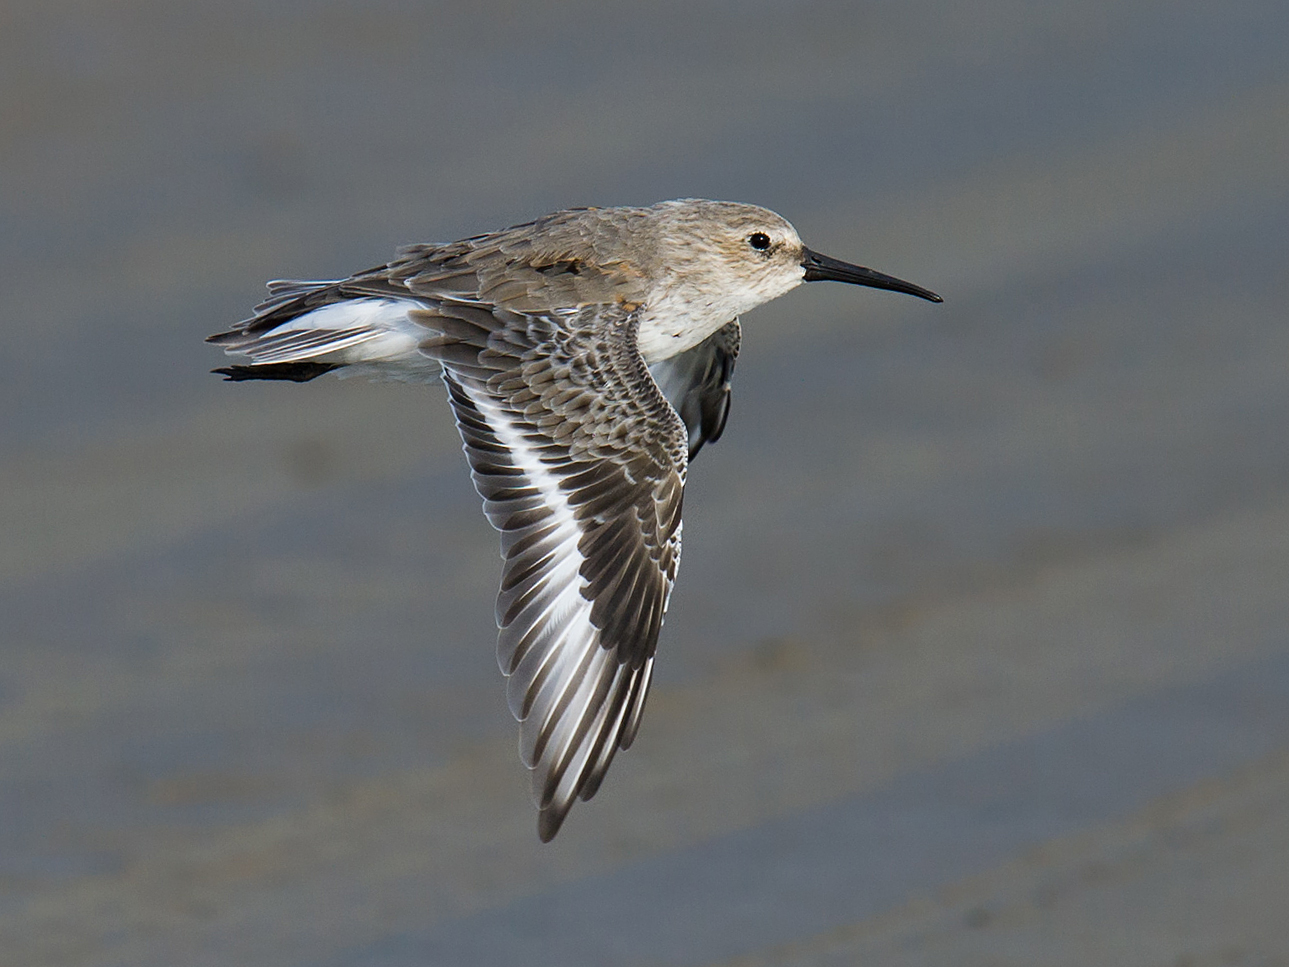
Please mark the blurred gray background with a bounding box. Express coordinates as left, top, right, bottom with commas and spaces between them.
2, 1, 1288, 964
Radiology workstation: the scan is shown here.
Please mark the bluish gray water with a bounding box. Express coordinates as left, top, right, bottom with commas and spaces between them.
2, 1, 1288, 963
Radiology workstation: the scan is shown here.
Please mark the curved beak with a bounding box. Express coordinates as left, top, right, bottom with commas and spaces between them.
802, 248, 942, 303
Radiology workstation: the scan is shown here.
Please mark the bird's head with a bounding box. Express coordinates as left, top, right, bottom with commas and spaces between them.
647, 199, 942, 319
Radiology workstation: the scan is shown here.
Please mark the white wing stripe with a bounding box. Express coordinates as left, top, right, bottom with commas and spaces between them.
536, 646, 619, 805
459, 386, 623, 796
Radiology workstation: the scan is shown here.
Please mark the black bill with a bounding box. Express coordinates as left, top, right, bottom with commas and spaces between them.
802, 248, 943, 303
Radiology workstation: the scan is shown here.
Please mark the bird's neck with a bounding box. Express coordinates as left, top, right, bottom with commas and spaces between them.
636, 286, 754, 363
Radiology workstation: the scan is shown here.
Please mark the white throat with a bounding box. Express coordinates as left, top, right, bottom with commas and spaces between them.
636, 271, 803, 362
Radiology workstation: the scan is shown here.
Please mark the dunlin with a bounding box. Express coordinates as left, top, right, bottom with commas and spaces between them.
209, 199, 941, 840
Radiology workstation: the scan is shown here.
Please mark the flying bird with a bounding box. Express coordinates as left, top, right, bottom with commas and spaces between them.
208, 199, 942, 840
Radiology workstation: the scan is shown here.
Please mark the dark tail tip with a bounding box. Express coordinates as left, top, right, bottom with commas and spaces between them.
213, 362, 343, 382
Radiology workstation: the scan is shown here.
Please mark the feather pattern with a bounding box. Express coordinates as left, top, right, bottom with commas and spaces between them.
427, 301, 686, 840
204, 200, 940, 839
205, 215, 740, 838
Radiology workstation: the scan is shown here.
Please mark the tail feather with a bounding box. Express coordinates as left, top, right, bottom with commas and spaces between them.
208, 288, 443, 383
213, 362, 343, 382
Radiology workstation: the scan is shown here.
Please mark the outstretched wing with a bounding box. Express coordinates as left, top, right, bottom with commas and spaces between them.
648, 319, 741, 460
209, 235, 690, 840
423, 300, 688, 841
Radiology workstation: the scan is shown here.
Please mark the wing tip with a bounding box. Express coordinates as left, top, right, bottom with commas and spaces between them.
537, 804, 569, 842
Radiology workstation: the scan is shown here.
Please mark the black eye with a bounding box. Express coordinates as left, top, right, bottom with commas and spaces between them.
748, 232, 771, 251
